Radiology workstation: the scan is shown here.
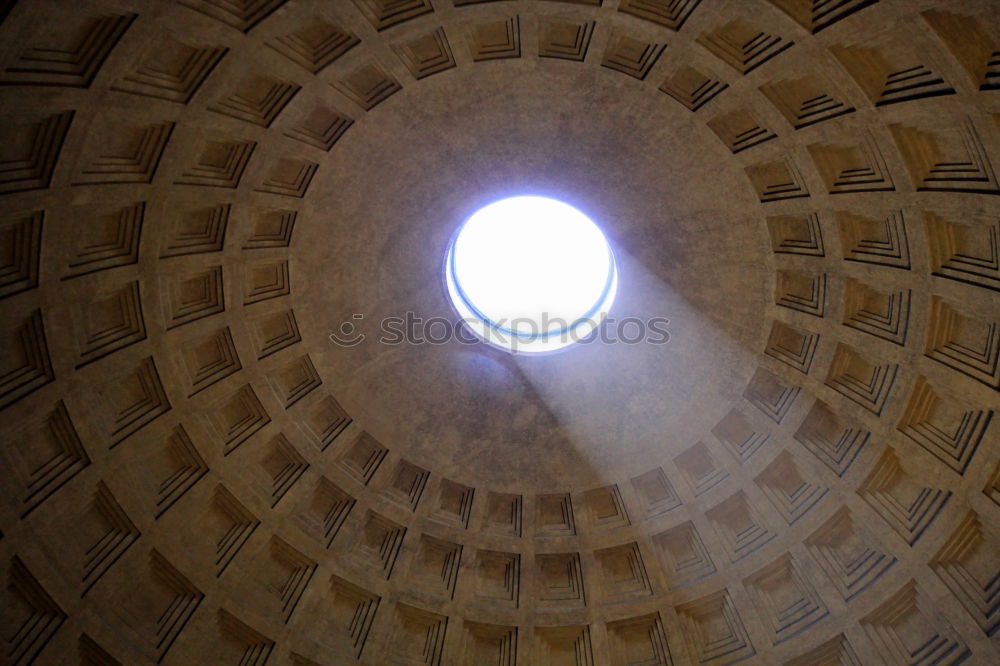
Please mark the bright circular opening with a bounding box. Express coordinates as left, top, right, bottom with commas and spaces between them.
446, 195, 617, 353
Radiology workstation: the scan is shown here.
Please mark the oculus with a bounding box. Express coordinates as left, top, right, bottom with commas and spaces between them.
446, 196, 617, 353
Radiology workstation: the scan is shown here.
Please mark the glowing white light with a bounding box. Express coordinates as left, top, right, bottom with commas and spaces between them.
446, 196, 617, 353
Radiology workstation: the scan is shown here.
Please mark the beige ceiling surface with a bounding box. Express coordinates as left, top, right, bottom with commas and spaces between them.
295, 57, 768, 488
0, 0, 998, 665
